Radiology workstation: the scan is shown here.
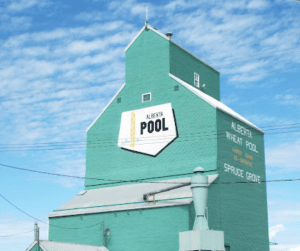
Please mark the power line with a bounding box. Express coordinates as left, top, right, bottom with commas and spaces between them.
3, 121, 298, 146
0, 230, 34, 238
1, 178, 300, 234
0, 162, 194, 184
0, 127, 298, 152
0, 193, 104, 230
1, 162, 300, 186
0, 121, 299, 149
2, 120, 300, 148
1, 175, 300, 231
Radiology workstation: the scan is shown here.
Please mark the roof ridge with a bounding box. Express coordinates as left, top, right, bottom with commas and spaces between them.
169, 73, 263, 133
124, 24, 219, 72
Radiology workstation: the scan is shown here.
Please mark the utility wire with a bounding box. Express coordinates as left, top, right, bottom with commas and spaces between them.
1, 162, 300, 186
0, 127, 298, 152
0, 230, 34, 238
1, 121, 299, 147
0, 193, 104, 230
0, 178, 300, 234
0, 162, 193, 184
2, 120, 298, 147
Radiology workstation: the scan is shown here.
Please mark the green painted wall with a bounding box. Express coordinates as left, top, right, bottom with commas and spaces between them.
85, 28, 218, 189
28, 243, 42, 251
125, 28, 170, 86
48, 26, 269, 251
216, 110, 269, 251
49, 194, 224, 251
49, 206, 190, 251
170, 42, 220, 100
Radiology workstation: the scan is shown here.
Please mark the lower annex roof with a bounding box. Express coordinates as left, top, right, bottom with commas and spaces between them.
48, 175, 218, 218
26, 240, 108, 251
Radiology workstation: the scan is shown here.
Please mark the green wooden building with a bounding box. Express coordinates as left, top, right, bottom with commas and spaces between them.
27, 24, 269, 251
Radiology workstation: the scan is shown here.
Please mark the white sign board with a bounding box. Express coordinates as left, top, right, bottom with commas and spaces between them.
118, 103, 178, 156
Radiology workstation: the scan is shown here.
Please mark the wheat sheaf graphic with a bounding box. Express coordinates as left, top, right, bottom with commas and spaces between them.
130, 112, 136, 147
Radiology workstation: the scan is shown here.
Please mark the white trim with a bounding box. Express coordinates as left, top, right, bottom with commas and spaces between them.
125, 25, 220, 73
48, 175, 218, 218
147, 25, 171, 40
125, 25, 170, 52
124, 26, 145, 52
25, 241, 38, 251
48, 198, 192, 218
142, 92, 151, 103
169, 73, 264, 133
86, 83, 126, 132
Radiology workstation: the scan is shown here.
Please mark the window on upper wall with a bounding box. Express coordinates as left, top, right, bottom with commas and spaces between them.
194, 72, 200, 87
142, 92, 151, 103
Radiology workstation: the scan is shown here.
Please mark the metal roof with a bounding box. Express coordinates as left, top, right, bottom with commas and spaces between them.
125, 24, 220, 73
49, 175, 218, 218
170, 73, 264, 133
86, 83, 125, 132
26, 240, 108, 251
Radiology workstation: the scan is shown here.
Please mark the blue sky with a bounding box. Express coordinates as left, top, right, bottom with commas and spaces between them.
0, 0, 299, 250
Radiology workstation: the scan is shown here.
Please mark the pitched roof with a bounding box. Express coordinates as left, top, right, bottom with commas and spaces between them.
125, 24, 219, 73
26, 240, 108, 251
170, 73, 264, 133
86, 24, 220, 133
86, 83, 125, 132
48, 175, 218, 218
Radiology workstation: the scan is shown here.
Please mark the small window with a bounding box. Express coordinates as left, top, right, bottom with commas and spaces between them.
194, 72, 200, 87
142, 92, 151, 103
117, 97, 121, 103
174, 85, 179, 91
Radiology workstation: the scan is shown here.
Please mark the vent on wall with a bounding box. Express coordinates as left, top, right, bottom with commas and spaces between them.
117, 97, 121, 103
174, 85, 179, 91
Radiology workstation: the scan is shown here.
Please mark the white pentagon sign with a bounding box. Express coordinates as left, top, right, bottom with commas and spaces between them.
118, 103, 178, 157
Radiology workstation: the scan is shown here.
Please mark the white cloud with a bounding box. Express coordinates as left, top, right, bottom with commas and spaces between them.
269, 224, 287, 239
266, 139, 300, 170
75, 11, 105, 22
245, 114, 276, 125
269, 206, 300, 223
70, 0, 300, 90
157, 0, 300, 87
275, 94, 300, 106
271, 245, 300, 251
7, 0, 50, 12
290, 246, 300, 251
247, 0, 269, 9
221, 93, 240, 105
